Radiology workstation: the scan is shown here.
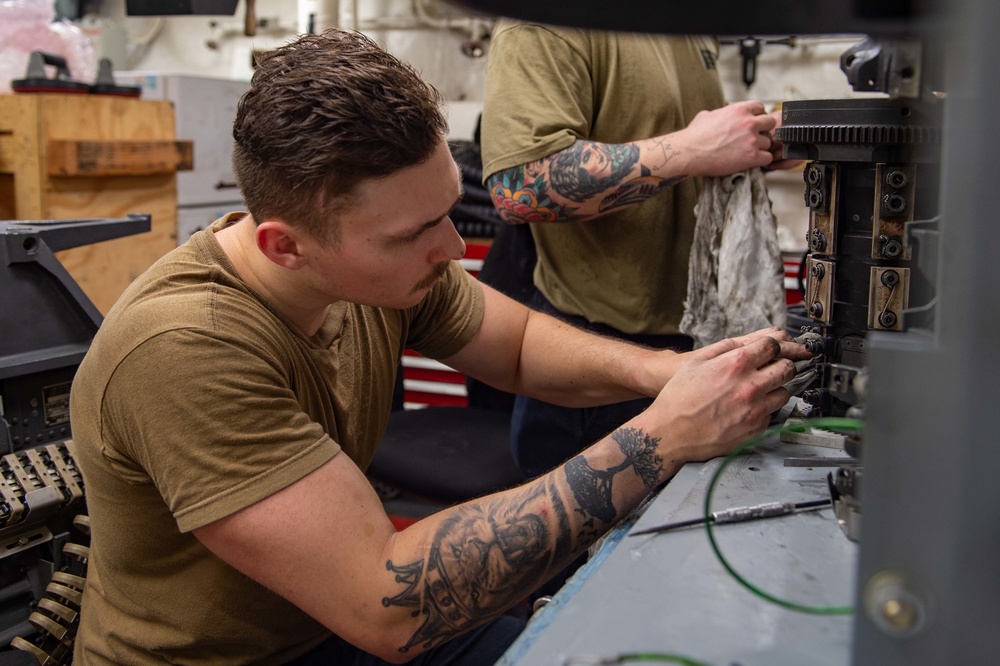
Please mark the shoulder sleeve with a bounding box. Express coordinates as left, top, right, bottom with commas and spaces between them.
480, 23, 595, 179
404, 261, 484, 360
101, 330, 340, 533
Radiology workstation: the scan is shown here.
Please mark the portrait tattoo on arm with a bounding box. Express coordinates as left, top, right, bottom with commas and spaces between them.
382, 477, 574, 653
549, 141, 640, 202
598, 138, 687, 213
381, 427, 661, 654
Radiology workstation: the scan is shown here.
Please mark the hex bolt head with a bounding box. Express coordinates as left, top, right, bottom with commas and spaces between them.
804, 338, 825, 355
886, 170, 909, 189
810, 263, 826, 279
882, 237, 903, 258
881, 270, 900, 287
879, 310, 898, 328
808, 188, 825, 210
809, 301, 824, 317
810, 230, 827, 252
883, 193, 907, 214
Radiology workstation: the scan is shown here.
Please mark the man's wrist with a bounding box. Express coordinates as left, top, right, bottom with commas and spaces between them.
631, 347, 683, 398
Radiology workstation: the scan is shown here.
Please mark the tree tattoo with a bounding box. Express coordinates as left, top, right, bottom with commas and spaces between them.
565, 427, 663, 531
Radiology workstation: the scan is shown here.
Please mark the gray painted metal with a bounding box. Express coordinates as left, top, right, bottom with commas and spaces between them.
500, 440, 857, 665
853, 1, 1000, 663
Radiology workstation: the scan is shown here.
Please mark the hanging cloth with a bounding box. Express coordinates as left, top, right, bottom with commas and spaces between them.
680, 168, 787, 348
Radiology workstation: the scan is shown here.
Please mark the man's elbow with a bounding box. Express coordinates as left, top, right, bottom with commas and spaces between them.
484, 172, 539, 226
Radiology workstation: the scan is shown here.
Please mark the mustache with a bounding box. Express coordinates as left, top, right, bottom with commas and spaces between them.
412, 261, 450, 292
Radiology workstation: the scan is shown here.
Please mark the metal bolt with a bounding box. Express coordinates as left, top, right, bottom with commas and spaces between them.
809, 301, 824, 318
863, 570, 928, 639
883, 193, 907, 214
802, 389, 823, 405
810, 263, 825, 279
810, 230, 827, 252
886, 170, 909, 189
807, 188, 825, 210
879, 310, 898, 328
804, 338, 825, 355
881, 270, 900, 288
881, 236, 902, 258
806, 165, 824, 186
883, 599, 919, 632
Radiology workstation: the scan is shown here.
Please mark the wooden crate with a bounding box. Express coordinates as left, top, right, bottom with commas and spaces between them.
0, 93, 192, 313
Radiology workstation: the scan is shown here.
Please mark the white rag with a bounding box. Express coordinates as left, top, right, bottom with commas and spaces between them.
680, 168, 787, 348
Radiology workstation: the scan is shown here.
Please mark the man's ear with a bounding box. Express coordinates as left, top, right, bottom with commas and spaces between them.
255, 220, 307, 269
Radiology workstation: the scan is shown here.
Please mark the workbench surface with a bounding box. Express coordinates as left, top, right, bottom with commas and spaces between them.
499, 436, 858, 666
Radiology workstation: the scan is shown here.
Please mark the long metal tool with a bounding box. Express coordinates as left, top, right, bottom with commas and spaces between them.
629, 498, 832, 537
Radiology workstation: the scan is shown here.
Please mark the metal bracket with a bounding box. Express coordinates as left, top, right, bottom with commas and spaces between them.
806, 257, 835, 323
872, 163, 915, 261
868, 266, 910, 330
805, 162, 839, 255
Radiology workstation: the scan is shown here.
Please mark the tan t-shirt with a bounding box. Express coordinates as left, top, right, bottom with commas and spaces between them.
70, 214, 485, 664
481, 22, 726, 334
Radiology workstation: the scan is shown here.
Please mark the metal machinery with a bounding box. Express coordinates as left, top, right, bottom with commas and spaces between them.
779, 44, 942, 421
455, 0, 999, 664
0, 216, 149, 663
775, 37, 944, 546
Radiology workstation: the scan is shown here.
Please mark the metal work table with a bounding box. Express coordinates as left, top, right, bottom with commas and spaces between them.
499, 437, 858, 666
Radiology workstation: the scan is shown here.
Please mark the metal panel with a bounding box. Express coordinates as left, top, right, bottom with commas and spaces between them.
852, 0, 1000, 663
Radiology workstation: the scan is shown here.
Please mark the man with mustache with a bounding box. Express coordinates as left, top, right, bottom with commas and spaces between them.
69, 29, 808, 665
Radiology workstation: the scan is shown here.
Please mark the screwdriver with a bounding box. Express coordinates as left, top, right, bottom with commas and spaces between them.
629, 498, 832, 537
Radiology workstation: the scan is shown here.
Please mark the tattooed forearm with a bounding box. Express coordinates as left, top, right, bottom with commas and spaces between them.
490, 139, 687, 222
645, 138, 682, 171
599, 173, 685, 213
549, 141, 640, 202
383, 477, 574, 653
489, 168, 582, 224
565, 426, 663, 531
381, 427, 663, 654
611, 427, 664, 488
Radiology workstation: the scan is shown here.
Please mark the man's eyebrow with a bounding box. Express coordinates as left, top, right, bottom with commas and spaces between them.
392, 189, 465, 241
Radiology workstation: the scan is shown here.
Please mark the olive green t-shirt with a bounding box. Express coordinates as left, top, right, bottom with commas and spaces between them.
481, 22, 726, 334
70, 214, 485, 664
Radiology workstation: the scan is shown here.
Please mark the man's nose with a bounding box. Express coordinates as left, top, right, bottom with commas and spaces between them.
429, 217, 466, 263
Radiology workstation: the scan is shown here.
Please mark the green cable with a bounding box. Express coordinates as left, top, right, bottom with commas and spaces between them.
702, 417, 864, 615
564, 653, 715, 666
615, 654, 714, 665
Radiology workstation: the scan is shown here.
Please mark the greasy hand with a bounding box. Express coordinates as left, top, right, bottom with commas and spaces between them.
675, 100, 777, 177
732, 326, 813, 361
639, 336, 795, 466
636, 327, 810, 399
762, 109, 804, 172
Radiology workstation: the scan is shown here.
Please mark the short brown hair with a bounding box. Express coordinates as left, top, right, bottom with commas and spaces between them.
232, 29, 448, 244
